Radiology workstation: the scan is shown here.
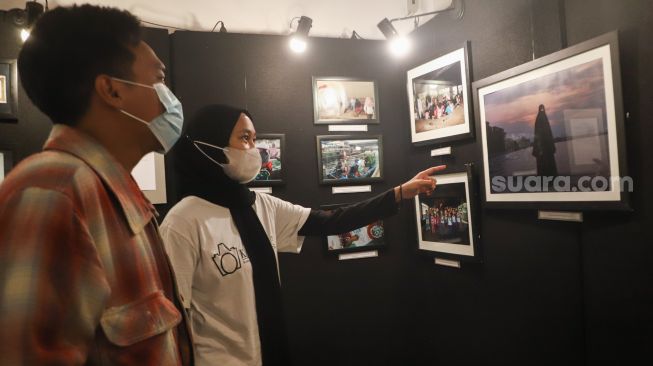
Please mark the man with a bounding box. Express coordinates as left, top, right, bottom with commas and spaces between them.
0, 5, 192, 365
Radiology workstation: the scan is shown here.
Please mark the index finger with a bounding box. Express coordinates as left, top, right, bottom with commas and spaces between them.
422, 165, 447, 176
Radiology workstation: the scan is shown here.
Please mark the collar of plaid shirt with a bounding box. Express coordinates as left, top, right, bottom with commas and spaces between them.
43, 124, 155, 234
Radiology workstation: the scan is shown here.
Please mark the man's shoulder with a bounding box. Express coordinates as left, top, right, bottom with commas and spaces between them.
0, 150, 102, 200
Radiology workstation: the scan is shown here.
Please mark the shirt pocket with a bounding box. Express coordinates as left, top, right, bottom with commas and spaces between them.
100, 290, 182, 347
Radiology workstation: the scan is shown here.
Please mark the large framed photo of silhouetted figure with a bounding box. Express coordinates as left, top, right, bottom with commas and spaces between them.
320, 203, 386, 254
316, 135, 383, 185
0, 59, 18, 122
473, 31, 630, 211
248, 134, 286, 186
414, 164, 482, 262
312, 77, 379, 124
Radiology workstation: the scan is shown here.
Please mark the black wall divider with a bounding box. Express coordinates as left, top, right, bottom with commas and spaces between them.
1, 0, 651, 364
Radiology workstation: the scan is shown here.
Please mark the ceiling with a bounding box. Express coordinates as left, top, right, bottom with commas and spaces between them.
1, 0, 453, 39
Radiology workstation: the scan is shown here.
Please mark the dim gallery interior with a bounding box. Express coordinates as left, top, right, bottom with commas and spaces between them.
0, 0, 651, 365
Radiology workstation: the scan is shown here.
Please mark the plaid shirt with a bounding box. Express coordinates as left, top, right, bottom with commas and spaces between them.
0, 125, 193, 365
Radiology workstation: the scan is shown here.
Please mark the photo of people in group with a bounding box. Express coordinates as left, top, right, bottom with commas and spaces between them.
319, 138, 381, 182
254, 137, 282, 182
412, 62, 465, 133
483, 57, 612, 193
315, 79, 376, 121
418, 182, 470, 245
327, 220, 385, 251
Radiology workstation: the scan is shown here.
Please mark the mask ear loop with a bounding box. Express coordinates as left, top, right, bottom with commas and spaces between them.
190, 138, 229, 167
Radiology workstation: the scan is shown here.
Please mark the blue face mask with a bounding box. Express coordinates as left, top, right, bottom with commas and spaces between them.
111, 77, 184, 154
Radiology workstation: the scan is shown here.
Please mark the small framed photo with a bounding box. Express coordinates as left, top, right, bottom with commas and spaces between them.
414, 165, 481, 262
131, 153, 167, 204
0, 59, 19, 122
312, 77, 379, 124
0, 149, 14, 184
316, 135, 383, 185
321, 203, 386, 254
407, 43, 472, 145
473, 31, 629, 210
249, 133, 285, 186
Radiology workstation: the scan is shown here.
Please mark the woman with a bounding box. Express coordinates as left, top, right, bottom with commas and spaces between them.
160, 105, 444, 366
532, 104, 558, 176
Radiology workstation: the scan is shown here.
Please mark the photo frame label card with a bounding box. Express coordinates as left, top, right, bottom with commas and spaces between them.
338, 250, 379, 261
434, 258, 461, 268
328, 125, 368, 132
250, 187, 273, 194
332, 186, 372, 194
538, 211, 583, 222
431, 147, 452, 157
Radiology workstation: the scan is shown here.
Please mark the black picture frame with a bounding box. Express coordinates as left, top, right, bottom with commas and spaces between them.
0, 59, 18, 122
316, 135, 384, 185
407, 42, 473, 146
312, 77, 380, 125
248, 133, 286, 186
0, 149, 15, 183
414, 164, 482, 263
320, 203, 387, 254
472, 30, 630, 211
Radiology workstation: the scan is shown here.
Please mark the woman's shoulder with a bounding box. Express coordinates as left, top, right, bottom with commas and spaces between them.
166, 195, 231, 223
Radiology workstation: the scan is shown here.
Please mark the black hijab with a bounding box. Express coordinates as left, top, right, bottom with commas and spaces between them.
170, 104, 291, 365
172, 104, 255, 208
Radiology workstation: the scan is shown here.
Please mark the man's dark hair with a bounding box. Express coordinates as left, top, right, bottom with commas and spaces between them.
18, 5, 142, 125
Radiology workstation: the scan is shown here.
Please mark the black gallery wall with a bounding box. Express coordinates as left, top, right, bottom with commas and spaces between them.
0, 0, 651, 365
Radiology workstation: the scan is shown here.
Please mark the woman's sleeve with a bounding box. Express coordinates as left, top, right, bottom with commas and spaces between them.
298, 189, 399, 236
160, 215, 200, 310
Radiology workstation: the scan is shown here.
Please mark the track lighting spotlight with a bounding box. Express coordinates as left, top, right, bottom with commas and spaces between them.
289, 16, 312, 53
7, 1, 46, 42
376, 17, 410, 57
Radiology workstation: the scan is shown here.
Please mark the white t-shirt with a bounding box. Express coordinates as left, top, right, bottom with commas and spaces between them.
159, 193, 310, 366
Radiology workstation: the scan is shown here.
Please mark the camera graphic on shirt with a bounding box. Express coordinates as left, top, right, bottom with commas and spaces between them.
212, 243, 242, 277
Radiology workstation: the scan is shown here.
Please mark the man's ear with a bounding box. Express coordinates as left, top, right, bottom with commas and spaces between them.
95, 75, 124, 109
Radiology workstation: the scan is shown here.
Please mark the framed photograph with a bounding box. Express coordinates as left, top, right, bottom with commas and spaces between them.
249, 133, 285, 186
0, 59, 19, 122
316, 135, 383, 185
131, 152, 167, 204
0, 150, 14, 184
414, 165, 481, 262
473, 31, 629, 210
321, 203, 386, 254
407, 43, 472, 145
312, 77, 379, 124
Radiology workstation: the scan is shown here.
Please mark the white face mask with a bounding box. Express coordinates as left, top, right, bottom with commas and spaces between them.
111, 77, 184, 154
192, 139, 262, 184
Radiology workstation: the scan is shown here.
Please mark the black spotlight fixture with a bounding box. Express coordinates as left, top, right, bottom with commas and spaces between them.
289, 16, 312, 53
376, 17, 410, 57
376, 18, 398, 39
377, 0, 465, 57
25, 0, 45, 27
5, 1, 47, 42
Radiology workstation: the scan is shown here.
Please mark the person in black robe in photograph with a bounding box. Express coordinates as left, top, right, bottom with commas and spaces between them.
532, 104, 558, 177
